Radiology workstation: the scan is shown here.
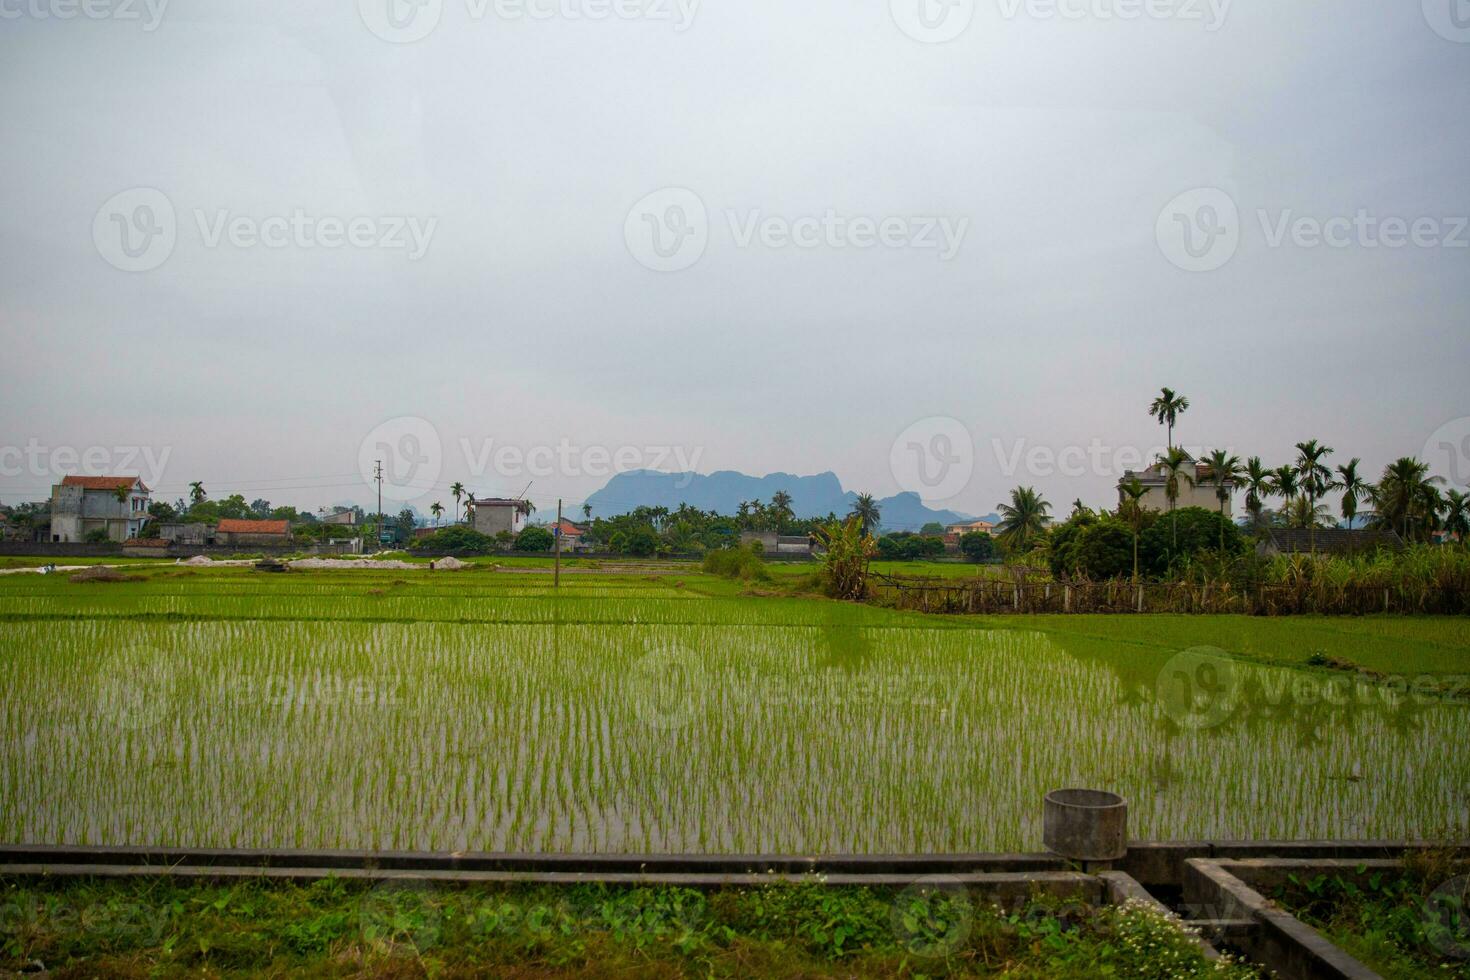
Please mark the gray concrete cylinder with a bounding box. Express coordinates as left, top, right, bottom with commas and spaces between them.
1043, 789, 1127, 861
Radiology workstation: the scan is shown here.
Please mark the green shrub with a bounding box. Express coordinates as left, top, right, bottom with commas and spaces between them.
515, 526, 554, 552
1138, 506, 1243, 576
702, 545, 769, 581
84, 529, 112, 544
959, 531, 995, 562
411, 526, 495, 554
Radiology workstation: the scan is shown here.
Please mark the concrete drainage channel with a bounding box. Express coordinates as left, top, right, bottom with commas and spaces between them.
4, 840, 1467, 977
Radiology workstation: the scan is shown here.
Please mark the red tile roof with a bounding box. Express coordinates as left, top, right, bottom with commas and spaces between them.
553, 519, 583, 537
216, 518, 290, 535
61, 475, 147, 492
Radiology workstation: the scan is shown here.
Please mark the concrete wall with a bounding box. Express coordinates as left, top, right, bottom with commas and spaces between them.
472, 506, 526, 537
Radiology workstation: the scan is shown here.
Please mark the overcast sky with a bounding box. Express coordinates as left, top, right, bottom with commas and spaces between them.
2, 0, 1467, 519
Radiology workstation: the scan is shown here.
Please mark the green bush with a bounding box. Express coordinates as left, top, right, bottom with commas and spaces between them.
84, 529, 112, 544
515, 526, 554, 552
1138, 506, 1243, 576
411, 526, 496, 554
624, 527, 660, 557
877, 533, 946, 561
1075, 520, 1135, 580
702, 545, 769, 581
959, 531, 996, 562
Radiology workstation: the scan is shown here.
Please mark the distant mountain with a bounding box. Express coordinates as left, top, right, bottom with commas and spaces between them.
584, 470, 994, 533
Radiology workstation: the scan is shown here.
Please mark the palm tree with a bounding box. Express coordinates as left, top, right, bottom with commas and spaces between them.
1271, 465, 1299, 520
1148, 387, 1190, 451
430, 501, 444, 526
1203, 449, 1244, 553
849, 494, 881, 537
450, 482, 466, 523
1159, 447, 1194, 555
1118, 477, 1149, 584
995, 486, 1051, 554
189, 481, 206, 506
1070, 498, 1089, 519
1372, 457, 1442, 543
1294, 440, 1336, 553
1442, 489, 1469, 545
770, 491, 794, 533
1243, 456, 1272, 532
1336, 458, 1369, 537
581, 503, 592, 522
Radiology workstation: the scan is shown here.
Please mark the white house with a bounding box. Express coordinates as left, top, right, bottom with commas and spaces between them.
470, 497, 532, 537
49, 475, 151, 542
1118, 454, 1234, 516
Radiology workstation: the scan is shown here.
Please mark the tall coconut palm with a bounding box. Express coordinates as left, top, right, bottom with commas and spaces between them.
1372, 457, 1442, 543
849, 494, 881, 537
1118, 476, 1149, 584
1203, 449, 1244, 553
770, 490, 794, 533
1243, 456, 1272, 532
1148, 387, 1190, 451
1271, 465, 1299, 521
1159, 447, 1194, 555
450, 482, 466, 523
1336, 458, 1369, 536
430, 501, 444, 526
188, 481, 206, 506
995, 486, 1051, 554
582, 503, 592, 522
1443, 489, 1470, 545
1294, 440, 1336, 553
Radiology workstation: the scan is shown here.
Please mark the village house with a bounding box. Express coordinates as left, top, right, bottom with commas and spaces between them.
213, 518, 293, 547
1257, 528, 1404, 557
49, 475, 151, 542
551, 519, 588, 552
470, 497, 532, 537
739, 530, 818, 555
320, 508, 358, 526
944, 519, 996, 547
1118, 454, 1235, 516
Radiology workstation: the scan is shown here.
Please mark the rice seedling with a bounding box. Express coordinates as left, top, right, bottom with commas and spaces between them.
1, 571, 1465, 853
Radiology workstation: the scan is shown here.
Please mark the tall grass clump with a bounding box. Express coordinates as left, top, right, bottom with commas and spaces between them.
701, 545, 769, 582
1263, 545, 1470, 614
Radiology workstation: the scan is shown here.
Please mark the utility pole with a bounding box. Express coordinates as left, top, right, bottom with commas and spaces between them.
554, 498, 562, 589
374, 460, 383, 551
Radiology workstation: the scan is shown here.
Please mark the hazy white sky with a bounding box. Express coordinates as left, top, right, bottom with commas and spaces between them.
2, 0, 1467, 518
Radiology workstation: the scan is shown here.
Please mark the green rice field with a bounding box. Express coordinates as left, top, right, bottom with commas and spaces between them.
1, 563, 1467, 853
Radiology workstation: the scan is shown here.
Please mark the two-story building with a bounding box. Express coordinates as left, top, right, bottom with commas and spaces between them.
944, 519, 996, 547
1118, 454, 1235, 516
470, 497, 533, 537
49, 475, 151, 542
